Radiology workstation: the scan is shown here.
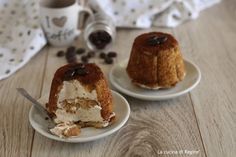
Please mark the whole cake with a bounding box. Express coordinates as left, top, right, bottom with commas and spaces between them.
126, 32, 186, 89
46, 63, 115, 137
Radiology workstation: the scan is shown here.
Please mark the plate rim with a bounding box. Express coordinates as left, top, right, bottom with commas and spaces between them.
29, 90, 130, 143
109, 59, 201, 100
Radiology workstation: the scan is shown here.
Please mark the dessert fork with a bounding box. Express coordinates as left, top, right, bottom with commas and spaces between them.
16, 88, 55, 129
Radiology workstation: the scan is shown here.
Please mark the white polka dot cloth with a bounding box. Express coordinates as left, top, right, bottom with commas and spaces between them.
89, 0, 220, 28
0, 0, 46, 80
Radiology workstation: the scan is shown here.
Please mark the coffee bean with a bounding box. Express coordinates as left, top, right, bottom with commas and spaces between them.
66, 54, 77, 63
147, 36, 159, 46
56, 50, 65, 57
64, 64, 89, 80
76, 63, 85, 69
81, 56, 88, 63
158, 36, 168, 43
87, 51, 95, 58
76, 48, 86, 55
64, 69, 76, 80
107, 51, 117, 58
66, 46, 77, 63
75, 68, 89, 76
67, 57, 77, 63
66, 50, 75, 57
67, 46, 76, 53
147, 35, 168, 46
104, 57, 113, 64
99, 52, 106, 59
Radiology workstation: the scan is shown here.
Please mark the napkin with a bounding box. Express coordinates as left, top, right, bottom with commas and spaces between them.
0, 0, 46, 80
89, 0, 221, 28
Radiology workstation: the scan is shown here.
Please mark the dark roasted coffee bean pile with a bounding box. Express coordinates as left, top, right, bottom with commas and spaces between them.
56, 46, 117, 64
89, 30, 112, 49
147, 35, 168, 46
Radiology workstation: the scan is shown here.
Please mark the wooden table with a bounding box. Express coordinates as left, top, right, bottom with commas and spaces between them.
1, 1, 235, 157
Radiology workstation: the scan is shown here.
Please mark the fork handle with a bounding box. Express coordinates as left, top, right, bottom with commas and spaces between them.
17, 88, 49, 117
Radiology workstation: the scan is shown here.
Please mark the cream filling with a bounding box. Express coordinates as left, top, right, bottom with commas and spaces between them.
54, 105, 104, 123
51, 80, 116, 137
58, 80, 98, 102
55, 80, 107, 125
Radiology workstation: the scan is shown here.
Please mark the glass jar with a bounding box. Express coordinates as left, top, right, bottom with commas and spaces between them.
84, 12, 116, 51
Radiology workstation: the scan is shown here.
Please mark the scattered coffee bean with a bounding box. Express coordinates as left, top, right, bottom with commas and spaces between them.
107, 51, 117, 58
66, 50, 76, 57
67, 57, 77, 63
87, 51, 95, 58
45, 117, 49, 120
76, 48, 86, 55
67, 46, 76, 53
89, 30, 112, 49
104, 57, 113, 64
66, 47, 77, 63
81, 55, 89, 63
56, 50, 65, 57
57, 45, 117, 65
99, 52, 106, 59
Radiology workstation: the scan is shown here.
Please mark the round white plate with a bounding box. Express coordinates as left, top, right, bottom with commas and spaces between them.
109, 59, 201, 100
29, 90, 130, 143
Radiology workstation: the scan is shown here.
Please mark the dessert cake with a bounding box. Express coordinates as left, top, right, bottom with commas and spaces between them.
46, 63, 115, 137
126, 32, 186, 89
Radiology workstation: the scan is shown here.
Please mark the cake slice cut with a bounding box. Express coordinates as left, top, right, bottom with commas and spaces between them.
46, 63, 115, 137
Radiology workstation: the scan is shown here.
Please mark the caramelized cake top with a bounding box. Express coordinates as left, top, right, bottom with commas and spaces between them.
53, 63, 104, 85
133, 32, 178, 55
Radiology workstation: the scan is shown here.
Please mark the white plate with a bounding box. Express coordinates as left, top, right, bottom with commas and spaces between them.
109, 59, 201, 100
29, 90, 130, 143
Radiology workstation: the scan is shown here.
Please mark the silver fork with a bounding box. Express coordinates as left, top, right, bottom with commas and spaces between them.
16, 88, 55, 129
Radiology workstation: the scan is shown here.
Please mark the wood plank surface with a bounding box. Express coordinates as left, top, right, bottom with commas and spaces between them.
173, 1, 236, 156
0, 48, 48, 157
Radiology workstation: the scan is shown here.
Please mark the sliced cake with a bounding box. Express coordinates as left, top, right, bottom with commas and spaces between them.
46, 63, 115, 137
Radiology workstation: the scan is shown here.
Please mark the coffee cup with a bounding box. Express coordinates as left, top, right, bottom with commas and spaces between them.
39, 0, 92, 46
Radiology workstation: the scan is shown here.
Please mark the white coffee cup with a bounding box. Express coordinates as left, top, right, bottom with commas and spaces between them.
40, 0, 92, 46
